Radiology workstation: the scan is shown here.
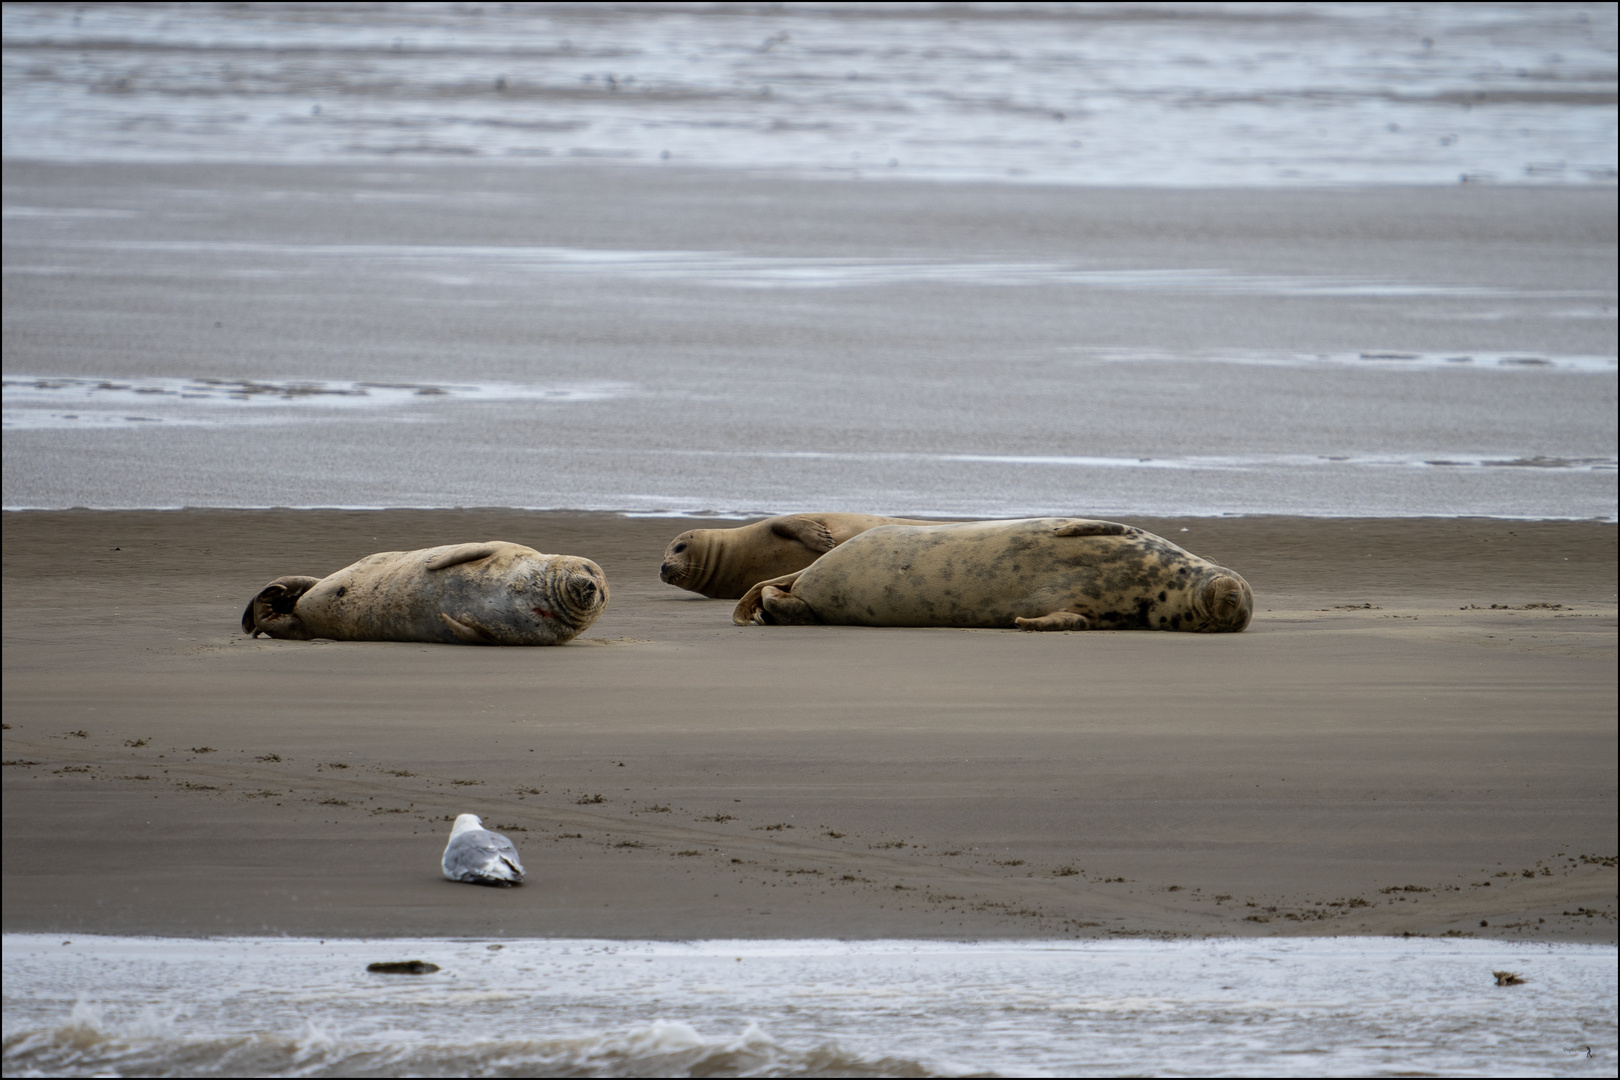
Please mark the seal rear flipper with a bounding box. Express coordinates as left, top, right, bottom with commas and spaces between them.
439, 612, 501, 644
1015, 610, 1093, 632
242, 575, 322, 639
425, 543, 503, 571
769, 516, 838, 554
1051, 520, 1131, 538
733, 570, 806, 625
758, 585, 819, 626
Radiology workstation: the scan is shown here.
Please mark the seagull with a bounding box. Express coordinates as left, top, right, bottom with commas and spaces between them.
441, 814, 525, 886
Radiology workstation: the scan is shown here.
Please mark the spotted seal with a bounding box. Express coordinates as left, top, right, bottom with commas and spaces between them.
732, 518, 1252, 632
660, 513, 953, 599
242, 541, 607, 644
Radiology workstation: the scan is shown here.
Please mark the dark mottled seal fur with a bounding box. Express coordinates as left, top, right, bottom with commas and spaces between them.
733, 518, 1252, 632
660, 513, 953, 599
242, 541, 607, 645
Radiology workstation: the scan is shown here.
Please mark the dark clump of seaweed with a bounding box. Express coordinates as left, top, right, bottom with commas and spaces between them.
367, 960, 439, 975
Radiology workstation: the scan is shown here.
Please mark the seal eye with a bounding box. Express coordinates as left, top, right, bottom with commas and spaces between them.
673, 543, 687, 554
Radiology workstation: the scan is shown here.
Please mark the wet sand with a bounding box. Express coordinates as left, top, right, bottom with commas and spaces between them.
4, 163, 1616, 517
2, 509, 1615, 942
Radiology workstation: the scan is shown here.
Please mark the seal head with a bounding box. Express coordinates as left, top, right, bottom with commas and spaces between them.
548, 555, 610, 636
658, 529, 710, 592
1188, 568, 1253, 633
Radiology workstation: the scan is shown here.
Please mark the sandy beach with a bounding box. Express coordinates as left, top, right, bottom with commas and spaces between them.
4, 8, 1617, 1075
3, 509, 1614, 942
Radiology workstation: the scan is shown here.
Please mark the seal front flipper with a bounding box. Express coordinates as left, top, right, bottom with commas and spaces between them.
1051, 519, 1132, 538
1015, 610, 1093, 632
733, 570, 806, 626
242, 575, 322, 639
769, 516, 838, 554
439, 612, 500, 644
425, 543, 503, 571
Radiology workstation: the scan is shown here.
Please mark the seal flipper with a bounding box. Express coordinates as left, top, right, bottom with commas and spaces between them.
1051, 520, 1131, 538
426, 543, 502, 571
758, 585, 819, 625
439, 612, 500, 644
242, 575, 322, 639
733, 570, 806, 625
769, 516, 838, 554
1015, 610, 1093, 632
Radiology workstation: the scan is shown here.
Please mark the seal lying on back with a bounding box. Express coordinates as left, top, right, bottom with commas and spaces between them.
242, 541, 607, 645
733, 518, 1252, 632
660, 513, 953, 599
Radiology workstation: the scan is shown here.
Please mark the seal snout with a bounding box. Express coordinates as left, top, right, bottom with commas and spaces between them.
659, 535, 694, 586
558, 560, 609, 629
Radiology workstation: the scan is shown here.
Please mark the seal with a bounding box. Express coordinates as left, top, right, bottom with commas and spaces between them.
732, 518, 1252, 632
659, 513, 952, 599
241, 541, 607, 645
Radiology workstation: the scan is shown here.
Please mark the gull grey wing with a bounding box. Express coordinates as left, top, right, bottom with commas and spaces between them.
443, 828, 525, 883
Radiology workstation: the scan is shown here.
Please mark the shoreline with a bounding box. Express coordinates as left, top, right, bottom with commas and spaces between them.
2, 506, 1617, 522
7, 935, 1613, 1078
3, 509, 1614, 943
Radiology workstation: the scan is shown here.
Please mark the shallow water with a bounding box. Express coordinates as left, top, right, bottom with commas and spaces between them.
3, 2, 1616, 186
3, 935, 1615, 1077
4, 350, 1614, 517
2, 5, 1615, 518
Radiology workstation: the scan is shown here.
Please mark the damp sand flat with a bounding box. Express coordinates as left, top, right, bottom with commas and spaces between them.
3, 164, 1616, 518
2, 510, 1614, 943
3, 935, 1616, 1077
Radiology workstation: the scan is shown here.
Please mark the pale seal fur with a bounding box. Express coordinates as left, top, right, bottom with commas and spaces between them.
242, 541, 607, 645
660, 513, 953, 599
732, 518, 1252, 633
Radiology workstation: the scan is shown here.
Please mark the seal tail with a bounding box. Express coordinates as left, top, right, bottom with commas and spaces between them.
242, 575, 322, 639
733, 570, 809, 626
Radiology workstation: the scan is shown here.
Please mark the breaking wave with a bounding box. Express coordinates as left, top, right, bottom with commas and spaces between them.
2, 1004, 937, 1079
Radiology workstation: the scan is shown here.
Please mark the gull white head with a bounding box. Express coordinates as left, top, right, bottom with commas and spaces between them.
448, 813, 484, 841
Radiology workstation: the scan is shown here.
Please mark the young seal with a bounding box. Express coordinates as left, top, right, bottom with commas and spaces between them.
241, 541, 607, 645
732, 518, 1252, 633
660, 513, 953, 599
